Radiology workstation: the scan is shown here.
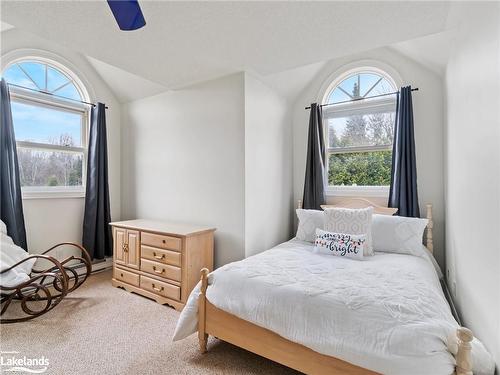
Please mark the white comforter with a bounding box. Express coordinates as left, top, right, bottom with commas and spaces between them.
173, 239, 494, 375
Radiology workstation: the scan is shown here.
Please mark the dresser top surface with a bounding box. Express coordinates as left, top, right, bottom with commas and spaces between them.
109, 219, 216, 237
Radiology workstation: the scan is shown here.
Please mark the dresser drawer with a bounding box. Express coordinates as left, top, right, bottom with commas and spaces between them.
141, 232, 181, 252
141, 245, 181, 266
141, 259, 181, 281
140, 275, 180, 300
114, 267, 140, 287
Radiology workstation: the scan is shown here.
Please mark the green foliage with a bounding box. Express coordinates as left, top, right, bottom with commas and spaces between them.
329, 150, 392, 186
47, 176, 59, 186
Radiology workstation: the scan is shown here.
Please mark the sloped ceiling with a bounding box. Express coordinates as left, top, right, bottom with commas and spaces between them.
1, 1, 451, 91
256, 61, 327, 102
86, 56, 167, 103
391, 30, 455, 75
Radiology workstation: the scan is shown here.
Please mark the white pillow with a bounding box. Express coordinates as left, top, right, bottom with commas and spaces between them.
0, 220, 6, 235
296, 209, 324, 242
371, 214, 428, 256
314, 229, 365, 260
323, 207, 373, 256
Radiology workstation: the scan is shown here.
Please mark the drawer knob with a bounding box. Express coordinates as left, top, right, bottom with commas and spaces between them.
153, 266, 165, 274
153, 252, 165, 260
152, 284, 164, 292
120, 273, 124, 277
162, 239, 166, 244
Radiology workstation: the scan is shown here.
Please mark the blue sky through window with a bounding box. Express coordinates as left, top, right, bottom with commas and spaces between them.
3, 64, 37, 90
47, 66, 69, 91
19, 62, 45, 89
3, 61, 85, 147
327, 72, 395, 104
11, 101, 82, 146
3, 61, 82, 100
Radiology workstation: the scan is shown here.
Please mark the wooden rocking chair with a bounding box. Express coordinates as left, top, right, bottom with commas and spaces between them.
0, 243, 91, 323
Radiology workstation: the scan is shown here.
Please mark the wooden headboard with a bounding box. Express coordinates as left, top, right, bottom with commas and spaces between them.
297, 198, 434, 253
321, 198, 397, 215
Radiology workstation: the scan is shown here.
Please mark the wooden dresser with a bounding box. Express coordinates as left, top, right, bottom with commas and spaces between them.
109, 219, 215, 311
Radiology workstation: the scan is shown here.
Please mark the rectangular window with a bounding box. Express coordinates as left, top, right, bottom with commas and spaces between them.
10, 95, 88, 197
325, 99, 396, 191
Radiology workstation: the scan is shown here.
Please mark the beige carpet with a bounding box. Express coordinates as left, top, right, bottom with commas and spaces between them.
1, 270, 299, 375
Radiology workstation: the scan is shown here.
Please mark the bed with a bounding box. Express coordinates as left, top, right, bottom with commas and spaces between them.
173, 199, 492, 375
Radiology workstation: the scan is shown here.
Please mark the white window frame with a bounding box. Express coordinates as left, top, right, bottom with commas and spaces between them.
320, 64, 399, 197
2, 51, 94, 199
7, 72, 90, 199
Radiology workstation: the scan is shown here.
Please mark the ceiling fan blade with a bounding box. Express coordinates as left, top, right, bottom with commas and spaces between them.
107, 0, 146, 31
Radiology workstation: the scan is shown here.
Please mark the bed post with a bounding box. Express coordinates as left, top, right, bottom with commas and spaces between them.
426, 204, 434, 253
297, 199, 303, 209
456, 327, 473, 375
198, 268, 209, 353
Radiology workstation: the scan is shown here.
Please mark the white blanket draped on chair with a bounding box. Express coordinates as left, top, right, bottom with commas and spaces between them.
0, 220, 35, 288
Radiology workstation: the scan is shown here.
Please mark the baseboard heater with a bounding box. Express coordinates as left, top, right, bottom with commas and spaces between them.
68, 256, 113, 275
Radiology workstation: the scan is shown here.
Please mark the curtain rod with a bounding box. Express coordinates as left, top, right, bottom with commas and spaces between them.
304, 88, 419, 110
7, 82, 109, 109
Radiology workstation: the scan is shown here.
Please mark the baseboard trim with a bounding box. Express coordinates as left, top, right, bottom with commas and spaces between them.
69, 256, 112, 275
91, 257, 113, 273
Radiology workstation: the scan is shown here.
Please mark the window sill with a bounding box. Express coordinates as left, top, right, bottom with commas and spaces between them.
21, 188, 85, 200
326, 185, 389, 198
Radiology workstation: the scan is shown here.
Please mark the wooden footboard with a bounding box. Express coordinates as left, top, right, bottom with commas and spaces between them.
198, 269, 474, 375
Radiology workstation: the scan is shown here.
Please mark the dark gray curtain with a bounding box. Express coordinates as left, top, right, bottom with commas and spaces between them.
389, 86, 420, 217
302, 103, 326, 209
82, 103, 112, 260
0, 79, 27, 250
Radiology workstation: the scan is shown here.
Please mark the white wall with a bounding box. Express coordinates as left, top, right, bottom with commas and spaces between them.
121, 73, 246, 267
121, 72, 293, 266
1, 28, 121, 254
445, 3, 500, 367
244, 73, 293, 257
292, 47, 446, 267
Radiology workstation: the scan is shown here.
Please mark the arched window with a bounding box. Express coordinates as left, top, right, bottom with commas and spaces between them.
322, 67, 397, 191
2, 58, 90, 196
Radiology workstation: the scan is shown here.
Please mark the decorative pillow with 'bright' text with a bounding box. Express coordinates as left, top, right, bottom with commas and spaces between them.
314, 229, 365, 260
323, 207, 373, 256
